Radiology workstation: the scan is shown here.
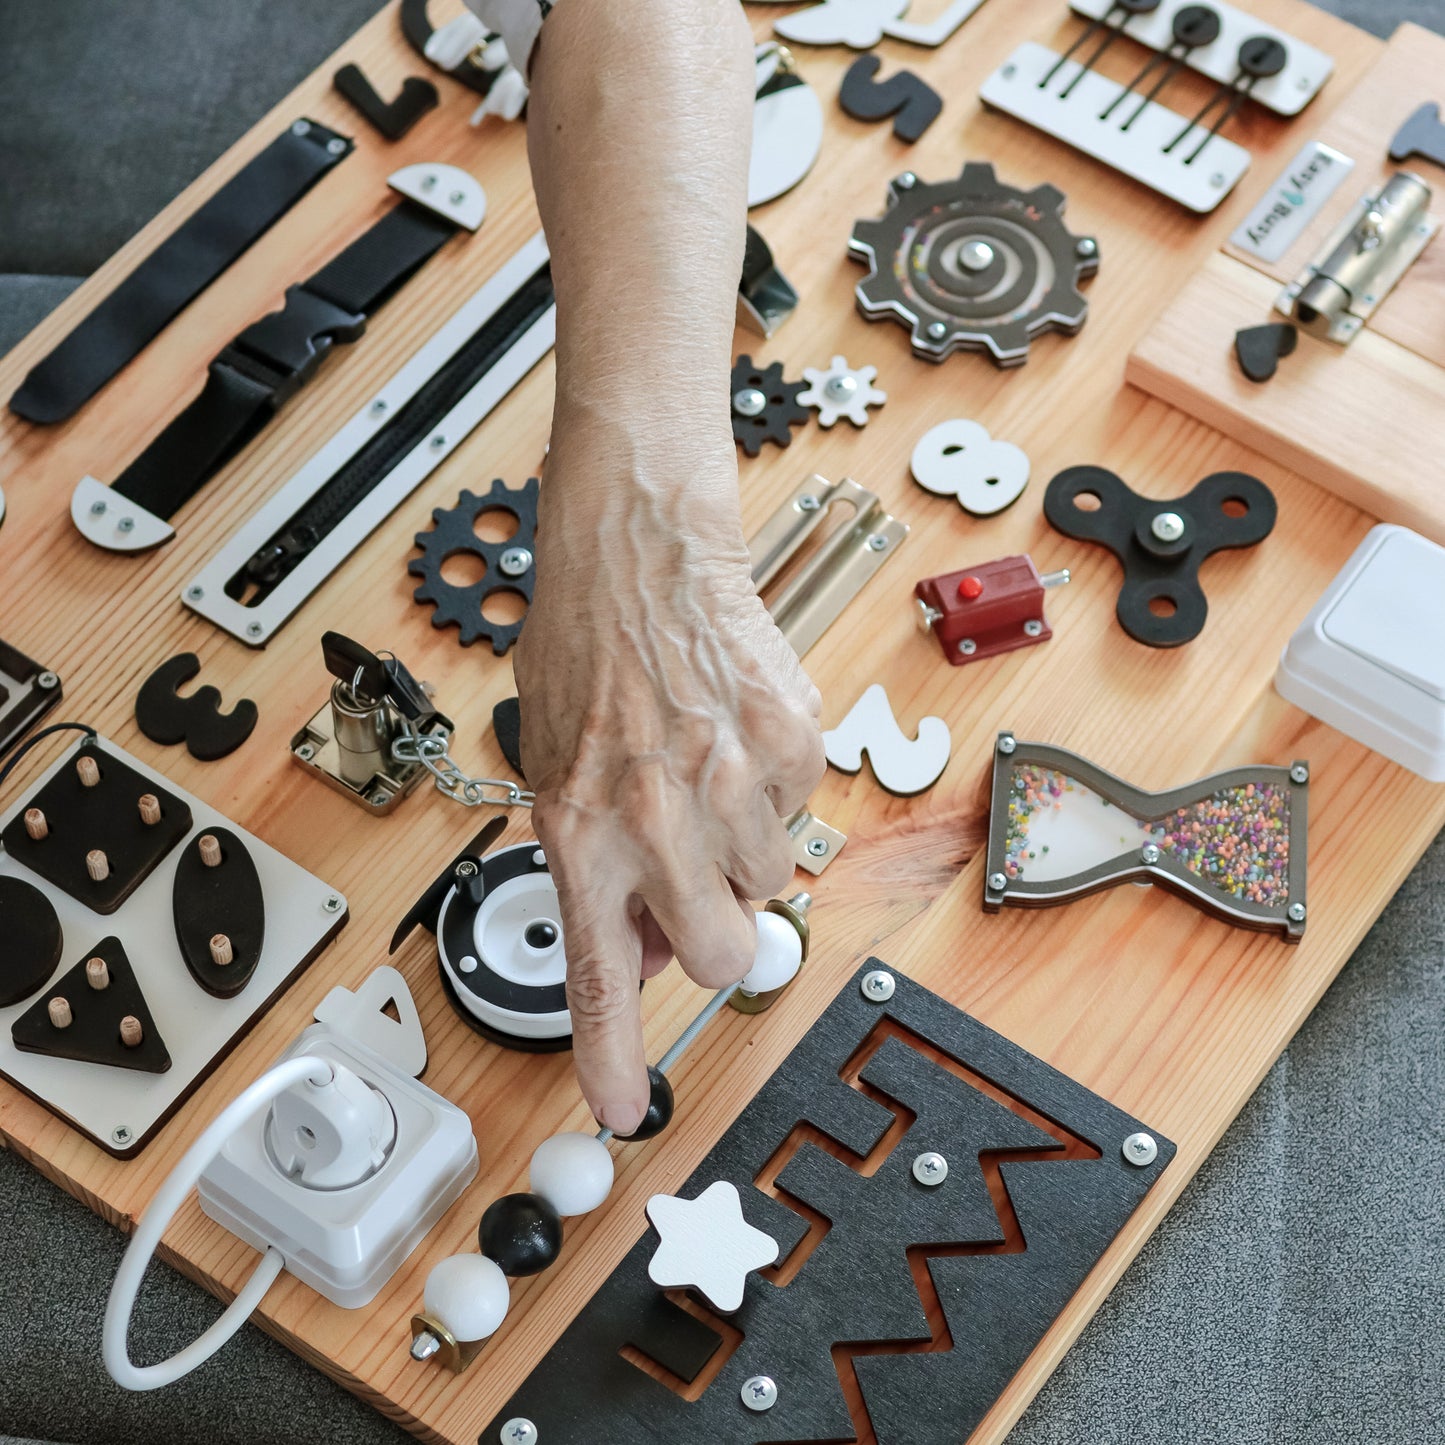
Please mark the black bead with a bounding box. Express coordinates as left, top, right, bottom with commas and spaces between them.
615, 1065, 674, 1142
479, 1192, 563, 1276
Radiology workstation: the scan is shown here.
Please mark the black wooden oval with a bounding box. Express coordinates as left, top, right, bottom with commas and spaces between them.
172, 827, 265, 998
0, 876, 63, 1006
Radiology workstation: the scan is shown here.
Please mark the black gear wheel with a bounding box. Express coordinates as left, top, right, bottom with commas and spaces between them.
849, 161, 1098, 367
730, 355, 810, 456
408, 477, 539, 655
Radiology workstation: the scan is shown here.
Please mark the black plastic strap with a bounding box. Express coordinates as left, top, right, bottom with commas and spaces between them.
9, 120, 352, 426
111, 200, 460, 522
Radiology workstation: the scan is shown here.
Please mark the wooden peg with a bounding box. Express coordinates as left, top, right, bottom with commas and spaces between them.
76, 755, 100, 787
86, 849, 110, 882
209, 934, 233, 967
119, 1015, 143, 1048
86, 957, 110, 990
137, 793, 162, 825
197, 833, 222, 868
47, 997, 72, 1029
22, 808, 48, 840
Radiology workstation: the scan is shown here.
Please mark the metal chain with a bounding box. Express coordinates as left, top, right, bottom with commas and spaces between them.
391, 722, 534, 809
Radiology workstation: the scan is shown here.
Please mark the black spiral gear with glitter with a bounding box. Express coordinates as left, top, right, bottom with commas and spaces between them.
849, 161, 1098, 368
407, 478, 539, 655
730, 355, 810, 456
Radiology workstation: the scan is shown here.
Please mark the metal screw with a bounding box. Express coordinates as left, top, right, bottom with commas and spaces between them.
1297, 75, 1312, 91
912, 1151, 949, 1186
369, 791, 388, 807
861, 969, 895, 1002
926, 320, 948, 341
896, 172, 917, 190
90, 499, 108, 516
112, 1125, 133, 1146
117, 517, 135, 534
1122, 1132, 1157, 1166
323, 895, 343, 913
866, 533, 888, 552
1287, 902, 1306, 923
1076, 237, 1098, 259
1023, 619, 1043, 637
957, 638, 977, 656
297, 743, 316, 761
959, 239, 994, 272
410, 1331, 440, 1361
998, 735, 1016, 754
500, 1420, 537, 1445
186, 586, 205, 601
806, 837, 829, 858
369, 399, 389, 417
429, 434, 447, 450
824, 372, 859, 404
1362, 293, 1376, 305
326, 137, 347, 155
1151, 512, 1186, 543
1211, 172, 1226, 188
733, 387, 766, 417
455, 860, 479, 879
741, 1376, 778, 1412
245, 621, 264, 639
292, 120, 311, 136
988, 871, 1008, 892
1002, 62, 1017, 78
37, 671, 59, 690
449, 190, 466, 205
1141, 843, 1161, 865
422, 173, 437, 191
1290, 763, 1309, 784
797, 494, 821, 512
500, 546, 534, 577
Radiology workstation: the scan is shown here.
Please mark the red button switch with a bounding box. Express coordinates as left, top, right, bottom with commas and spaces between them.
957, 575, 984, 601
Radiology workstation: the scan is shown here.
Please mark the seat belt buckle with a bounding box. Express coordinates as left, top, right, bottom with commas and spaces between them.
223, 285, 367, 406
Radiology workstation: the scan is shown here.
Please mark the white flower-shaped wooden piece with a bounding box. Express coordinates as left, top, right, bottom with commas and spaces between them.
823, 683, 951, 796
645, 1180, 779, 1314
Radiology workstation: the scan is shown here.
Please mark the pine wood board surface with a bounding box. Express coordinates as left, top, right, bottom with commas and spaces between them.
1, 3, 1440, 1443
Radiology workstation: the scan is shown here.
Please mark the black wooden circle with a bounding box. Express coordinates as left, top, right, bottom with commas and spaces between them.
479, 1192, 564, 1276
1173, 4, 1222, 46
0, 877, 63, 1007
614, 1066, 675, 1142
1239, 35, 1288, 77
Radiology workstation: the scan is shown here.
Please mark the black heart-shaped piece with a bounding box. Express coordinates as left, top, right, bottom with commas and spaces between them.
1234, 323, 1298, 384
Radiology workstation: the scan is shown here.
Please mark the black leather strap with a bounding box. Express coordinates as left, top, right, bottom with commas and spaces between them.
9, 119, 353, 426
110, 200, 460, 523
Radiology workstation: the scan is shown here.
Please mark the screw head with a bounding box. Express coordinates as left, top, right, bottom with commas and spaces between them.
959, 239, 994, 272
733, 387, 766, 417
499, 546, 534, 577
988, 871, 1008, 892
369, 791, 388, 807
797, 494, 821, 512
429, 434, 447, 450
1023, 619, 1043, 637
245, 621, 264, 639
1141, 843, 1161, 865
997, 734, 1016, 754
500, 1420, 537, 1445
896, 172, 917, 190
912, 1151, 949, 1186
292, 120, 311, 136
741, 1375, 778, 1412
323, 895, 343, 914
297, 743, 316, 761
957, 638, 977, 656
866, 533, 888, 552
90, 499, 108, 516
1287, 902, 1306, 923
1290, 764, 1309, 784
861, 969, 895, 1002
824, 372, 859, 404
1211, 172, 1226, 188
926, 320, 949, 340
806, 836, 829, 857
455, 860, 479, 879
186, 586, 204, 601
1076, 237, 1098, 259
117, 516, 135, 534
111, 1125, 133, 1146
1122, 1132, 1158, 1166
449, 189, 466, 205
327, 137, 347, 155
36, 671, 59, 690
1150, 512, 1186, 544
369, 399, 389, 417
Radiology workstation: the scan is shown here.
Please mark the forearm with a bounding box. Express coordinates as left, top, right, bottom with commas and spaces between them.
527, 0, 755, 534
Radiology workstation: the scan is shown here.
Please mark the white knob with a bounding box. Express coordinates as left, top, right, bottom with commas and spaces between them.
265, 1062, 396, 1189
529, 1131, 614, 1217
737, 910, 803, 997
423, 1254, 509, 1343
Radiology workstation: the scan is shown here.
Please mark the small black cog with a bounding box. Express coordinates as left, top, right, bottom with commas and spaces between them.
731, 355, 810, 456
408, 478, 539, 655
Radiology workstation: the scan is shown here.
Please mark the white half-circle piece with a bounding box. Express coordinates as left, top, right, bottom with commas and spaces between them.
388, 163, 488, 232
71, 476, 174, 551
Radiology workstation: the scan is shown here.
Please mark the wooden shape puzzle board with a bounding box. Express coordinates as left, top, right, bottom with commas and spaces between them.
1127, 25, 1445, 546
0, 3, 1441, 1443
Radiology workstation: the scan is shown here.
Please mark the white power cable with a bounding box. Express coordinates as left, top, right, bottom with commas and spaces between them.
102, 1055, 335, 1390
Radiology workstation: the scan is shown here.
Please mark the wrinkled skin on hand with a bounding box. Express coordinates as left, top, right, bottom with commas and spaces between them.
514, 437, 824, 1135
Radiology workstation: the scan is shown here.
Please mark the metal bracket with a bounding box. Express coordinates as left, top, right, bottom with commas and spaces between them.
1276, 172, 1438, 343
784, 808, 847, 874
749, 475, 908, 658
737, 225, 798, 338
0, 639, 62, 759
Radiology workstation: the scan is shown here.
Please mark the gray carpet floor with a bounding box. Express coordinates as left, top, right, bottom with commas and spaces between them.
1, 1, 1442, 1442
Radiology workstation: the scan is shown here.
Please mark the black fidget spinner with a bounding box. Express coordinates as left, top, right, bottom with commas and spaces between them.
849, 162, 1097, 367
730, 355, 810, 456
408, 478, 539, 655
1043, 466, 1276, 647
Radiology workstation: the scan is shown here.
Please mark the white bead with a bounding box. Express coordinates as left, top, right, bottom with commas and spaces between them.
737, 910, 803, 997
529, 1131, 614, 1217
422, 1254, 509, 1343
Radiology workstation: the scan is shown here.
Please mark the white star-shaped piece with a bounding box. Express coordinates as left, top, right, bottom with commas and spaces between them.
645, 1180, 779, 1314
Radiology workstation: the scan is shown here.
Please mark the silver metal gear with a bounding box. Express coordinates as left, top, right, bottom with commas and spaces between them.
797, 355, 887, 427
849, 161, 1099, 367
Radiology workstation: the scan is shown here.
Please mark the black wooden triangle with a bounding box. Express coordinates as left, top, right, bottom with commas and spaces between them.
11, 936, 171, 1073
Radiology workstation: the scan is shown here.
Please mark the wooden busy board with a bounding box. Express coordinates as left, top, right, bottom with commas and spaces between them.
0, 2, 1440, 1442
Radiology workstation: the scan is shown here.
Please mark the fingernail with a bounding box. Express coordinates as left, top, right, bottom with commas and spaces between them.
599, 1103, 645, 1136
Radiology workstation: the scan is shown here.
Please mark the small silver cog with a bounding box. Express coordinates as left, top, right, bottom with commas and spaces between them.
797, 355, 886, 428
